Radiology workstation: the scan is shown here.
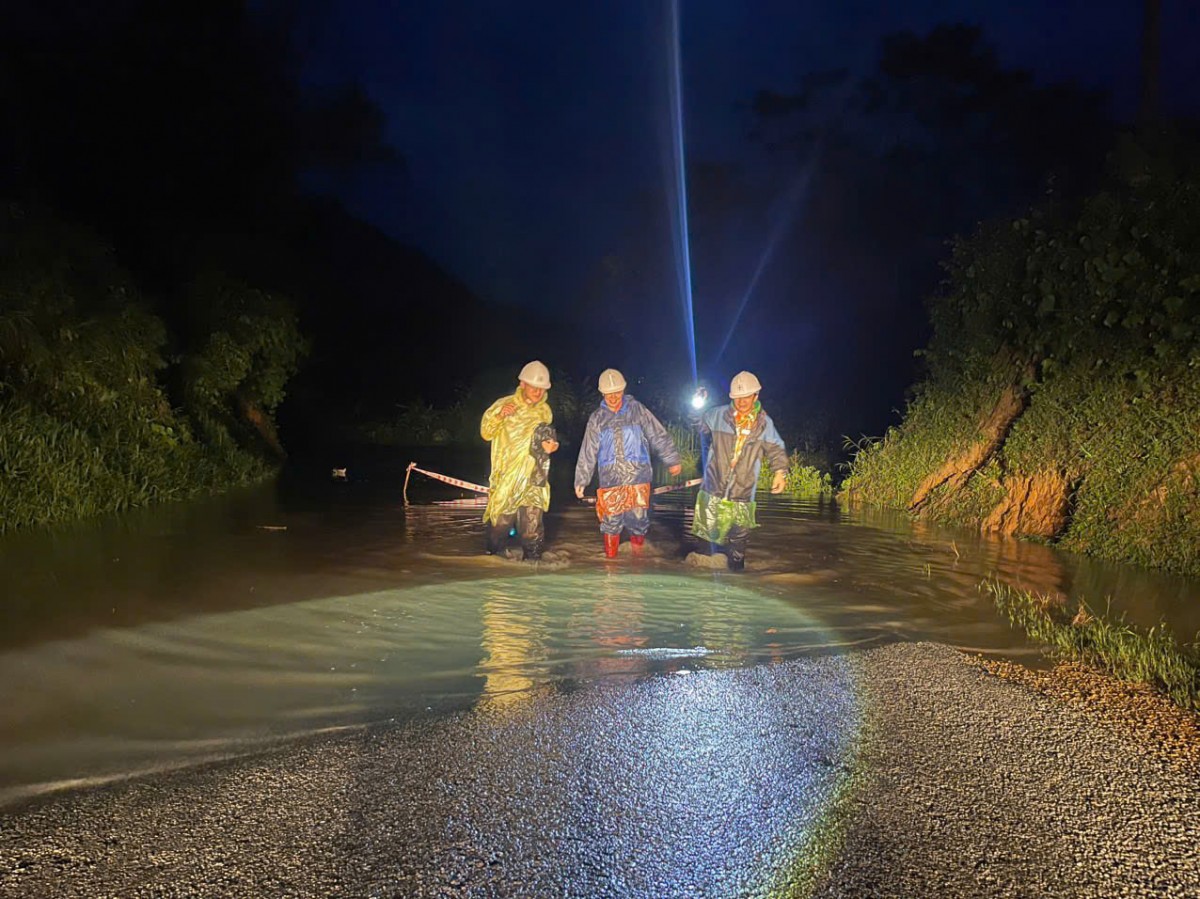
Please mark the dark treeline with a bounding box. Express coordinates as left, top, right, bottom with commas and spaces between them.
0, 0, 562, 414
0, 0, 578, 530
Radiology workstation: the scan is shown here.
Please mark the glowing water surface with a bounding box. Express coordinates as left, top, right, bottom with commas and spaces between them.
0, 570, 834, 805
1, 469, 1197, 806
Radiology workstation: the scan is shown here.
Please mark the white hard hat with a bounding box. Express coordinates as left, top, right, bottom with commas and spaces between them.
728, 370, 762, 398
597, 368, 627, 394
517, 360, 551, 389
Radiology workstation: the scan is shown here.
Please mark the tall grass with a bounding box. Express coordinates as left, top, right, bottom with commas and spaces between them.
985, 580, 1200, 711
353, 373, 595, 449
655, 422, 834, 495
758, 452, 834, 496
654, 422, 700, 485
356, 399, 474, 446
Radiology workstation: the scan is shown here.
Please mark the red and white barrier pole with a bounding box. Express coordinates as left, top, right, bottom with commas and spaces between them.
404, 462, 490, 505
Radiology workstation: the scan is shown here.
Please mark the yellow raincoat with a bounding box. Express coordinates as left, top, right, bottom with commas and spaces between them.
481, 390, 553, 524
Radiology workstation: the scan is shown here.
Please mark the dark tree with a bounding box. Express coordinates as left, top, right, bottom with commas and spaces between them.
741, 24, 1114, 441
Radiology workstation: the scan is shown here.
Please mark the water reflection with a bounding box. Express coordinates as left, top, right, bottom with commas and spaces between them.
0, 572, 838, 805
695, 582, 755, 669
569, 572, 651, 681
478, 586, 550, 711
3, 476, 1200, 806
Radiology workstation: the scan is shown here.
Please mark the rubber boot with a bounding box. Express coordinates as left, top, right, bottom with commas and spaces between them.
485, 522, 508, 557
630, 534, 645, 557
603, 533, 620, 559
726, 528, 748, 572
726, 544, 746, 571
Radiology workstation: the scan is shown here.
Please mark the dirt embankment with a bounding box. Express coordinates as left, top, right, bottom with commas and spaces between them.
902, 373, 1089, 543
982, 470, 1071, 538
906, 365, 1073, 541
908, 380, 1029, 517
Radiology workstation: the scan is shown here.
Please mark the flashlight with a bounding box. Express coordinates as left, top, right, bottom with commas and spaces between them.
691, 387, 708, 410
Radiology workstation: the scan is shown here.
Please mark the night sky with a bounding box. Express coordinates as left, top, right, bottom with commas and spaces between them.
286, 0, 1200, 439
295, 1, 1198, 298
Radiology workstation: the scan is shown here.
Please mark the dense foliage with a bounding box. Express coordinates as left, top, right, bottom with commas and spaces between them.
843, 138, 1200, 575
0, 209, 305, 532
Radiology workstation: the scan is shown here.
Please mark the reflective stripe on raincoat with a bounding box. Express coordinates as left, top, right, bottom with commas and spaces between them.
481, 390, 553, 524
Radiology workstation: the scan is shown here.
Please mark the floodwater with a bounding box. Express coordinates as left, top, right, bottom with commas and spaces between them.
1, 456, 1198, 807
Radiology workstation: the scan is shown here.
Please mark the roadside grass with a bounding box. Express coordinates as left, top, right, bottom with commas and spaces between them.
654, 423, 701, 485
0, 401, 270, 533
837, 377, 997, 513
1002, 361, 1200, 576
758, 452, 834, 497
985, 580, 1200, 712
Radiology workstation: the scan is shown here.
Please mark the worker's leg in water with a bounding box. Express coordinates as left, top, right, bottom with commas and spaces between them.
725, 524, 750, 571
517, 506, 544, 560
600, 512, 623, 558
486, 513, 516, 556
625, 507, 649, 556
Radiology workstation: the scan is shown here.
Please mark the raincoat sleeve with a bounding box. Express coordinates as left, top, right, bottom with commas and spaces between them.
761, 413, 789, 473
480, 396, 508, 441
574, 412, 601, 489
640, 406, 681, 467
690, 405, 714, 438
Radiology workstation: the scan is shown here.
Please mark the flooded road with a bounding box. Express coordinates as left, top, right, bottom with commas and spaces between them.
2, 460, 1198, 807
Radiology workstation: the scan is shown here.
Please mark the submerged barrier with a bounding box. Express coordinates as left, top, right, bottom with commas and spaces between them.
403, 462, 700, 506
404, 462, 490, 505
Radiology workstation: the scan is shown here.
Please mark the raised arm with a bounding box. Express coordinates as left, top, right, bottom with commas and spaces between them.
690, 404, 715, 439
480, 397, 508, 441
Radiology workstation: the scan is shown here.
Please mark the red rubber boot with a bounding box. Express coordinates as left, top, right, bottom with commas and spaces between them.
603, 533, 620, 559
630, 534, 645, 557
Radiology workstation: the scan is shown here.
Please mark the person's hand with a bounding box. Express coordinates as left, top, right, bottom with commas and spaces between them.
668, 463, 682, 477
770, 470, 787, 494
499, 402, 517, 418
575, 485, 585, 499
542, 439, 559, 454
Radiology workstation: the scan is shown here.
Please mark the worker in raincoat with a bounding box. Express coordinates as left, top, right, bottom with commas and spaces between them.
574, 369, 682, 559
480, 360, 559, 560
691, 371, 788, 570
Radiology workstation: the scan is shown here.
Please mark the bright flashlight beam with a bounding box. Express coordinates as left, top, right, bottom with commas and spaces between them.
666, 0, 697, 383
714, 160, 816, 364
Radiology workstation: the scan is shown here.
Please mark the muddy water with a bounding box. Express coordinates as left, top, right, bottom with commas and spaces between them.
1, 463, 1197, 806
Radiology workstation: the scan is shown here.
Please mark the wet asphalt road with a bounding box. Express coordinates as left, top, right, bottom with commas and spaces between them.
2, 642, 1198, 898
